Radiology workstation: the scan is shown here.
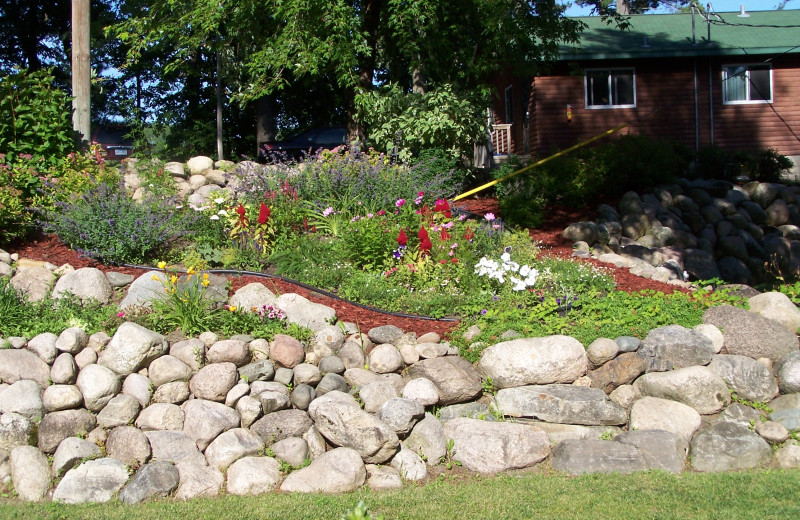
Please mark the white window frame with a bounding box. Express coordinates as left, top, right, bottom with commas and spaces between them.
584, 68, 636, 109
504, 85, 514, 124
721, 63, 773, 105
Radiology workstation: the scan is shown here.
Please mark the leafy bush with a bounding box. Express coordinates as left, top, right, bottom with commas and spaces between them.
692, 145, 793, 182
43, 181, 196, 265
0, 68, 74, 164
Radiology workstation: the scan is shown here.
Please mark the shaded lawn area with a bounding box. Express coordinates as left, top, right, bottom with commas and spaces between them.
2, 469, 798, 520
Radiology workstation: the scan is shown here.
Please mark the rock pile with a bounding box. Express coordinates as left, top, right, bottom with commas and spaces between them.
1, 254, 800, 503
123, 156, 237, 205
563, 179, 800, 285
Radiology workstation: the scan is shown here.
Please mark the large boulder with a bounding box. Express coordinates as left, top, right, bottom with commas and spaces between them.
637, 325, 714, 372
703, 306, 798, 362
776, 351, 800, 394
226, 456, 282, 495
38, 409, 97, 453
707, 354, 779, 402
748, 292, 800, 334
250, 409, 313, 446
9, 445, 51, 502
204, 428, 263, 470
0, 349, 50, 387
689, 421, 772, 472
280, 447, 366, 493
276, 293, 336, 332
588, 352, 646, 394
477, 336, 587, 388
0, 379, 44, 421
551, 430, 686, 475
51, 267, 113, 305
99, 322, 168, 376
75, 363, 121, 412
495, 385, 627, 425
629, 396, 701, 446
442, 417, 550, 474
308, 391, 399, 464
118, 461, 180, 504
189, 362, 238, 402
633, 366, 731, 414
182, 398, 240, 451
52, 458, 130, 504
406, 356, 482, 405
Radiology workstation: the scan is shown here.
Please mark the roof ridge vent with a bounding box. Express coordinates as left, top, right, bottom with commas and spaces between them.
738, 4, 750, 17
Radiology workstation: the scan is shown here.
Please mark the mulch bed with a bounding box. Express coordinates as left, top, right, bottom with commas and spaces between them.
9, 197, 684, 338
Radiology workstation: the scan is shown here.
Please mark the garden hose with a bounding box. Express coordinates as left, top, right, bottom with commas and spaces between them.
118, 263, 459, 323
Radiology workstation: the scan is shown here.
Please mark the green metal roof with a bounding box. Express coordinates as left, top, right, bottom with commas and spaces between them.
560, 10, 800, 60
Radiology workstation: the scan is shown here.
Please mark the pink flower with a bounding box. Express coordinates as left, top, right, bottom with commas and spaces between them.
484, 212, 496, 221
322, 206, 334, 217
117, 311, 125, 318
396, 199, 406, 207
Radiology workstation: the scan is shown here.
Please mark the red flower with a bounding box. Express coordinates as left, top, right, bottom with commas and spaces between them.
258, 203, 271, 225
397, 229, 408, 246
418, 226, 432, 255
440, 228, 451, 241
439, 259, 447, 264
434, 199, 452, 218
451, 258, 458, 263
464, 226, 475, 241
236, 204, 248, 226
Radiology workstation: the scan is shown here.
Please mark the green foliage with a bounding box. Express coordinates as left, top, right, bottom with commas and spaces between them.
730, 391, 774, 413
693, 145, 794, 182
356, 83, 488, 163
0, 68, 74, 164
146, 265, 217, 337
43, 181, 196, 265
341, 501, 385, 520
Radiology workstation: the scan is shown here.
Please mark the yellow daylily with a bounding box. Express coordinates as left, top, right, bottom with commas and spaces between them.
157, 261, 167, 269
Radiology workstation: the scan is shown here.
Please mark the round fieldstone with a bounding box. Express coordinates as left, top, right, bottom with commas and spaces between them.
269, 334, 305, 368
189, 362, 238, 402
367, 344, 404, 374
106, 426, 152, 467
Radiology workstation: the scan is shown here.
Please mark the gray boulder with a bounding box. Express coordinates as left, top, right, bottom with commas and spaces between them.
390, 445, 427, 481
136, 403, 185, 431
477, 336, 588, 388
769, 408, 800, 431
145, 430, 205, 466
250, 409, 313, 446
708, 354, 779, 402
122, 373, 153, 408
189, 362, 238, 402
106, 425, 152, 467
52, 437, 102, 476
633, 366, 732, 414
704, 305, 798, 362
313, 325, 346, 358
402, 377, 440, 406
551, 430, 685, 475
182, 398, 240, 451
629, 396, 701, 446
775, 443, 800, 469
38, 409, 97, 453
776, 351, 800, 394
52, 267, 113, 304
226, 456, 282, 495
229, 283, 278, 312
367, 325, 404, 345
10, 266, 54, 302
0, 348, 50, 387
26, 332, 58, 364
308, 391, 399, 464
359, 380, 399, 413
689, 422, 772, 472
0, 379, 44, 421
119, 271, 168, 310
366, 344, 404, 374
169, 338, 206, 371
443, 417, 549, 474
748, 292, 800, 333
99, 322, 168, 376
276, 293, 336, 332
119, 460, 180, 504
367, 464, 404, 490
96, 394, 141, 429
204, 428, 263, 470
206, 339, 251, 366
280, 447, 365, 493
406, 356, 482, 405
270, 437, 309, 467
0, 412, 33, 450
376, 398, 425, 437
238, 360, 276, 383
53, 458, 130, 504
174, 462, 223, 500
148, 355, 193, 387
75, 363, 121, 412
495, 385, 627, 425
9, 445, 51, 502
405, 413, 447, 465
638, 325, 714, 372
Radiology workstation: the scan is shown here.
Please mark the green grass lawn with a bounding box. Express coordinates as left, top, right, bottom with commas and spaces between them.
2, 469, 798, 520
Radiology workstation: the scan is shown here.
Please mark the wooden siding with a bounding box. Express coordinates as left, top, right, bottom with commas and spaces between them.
491, 55, 800, 158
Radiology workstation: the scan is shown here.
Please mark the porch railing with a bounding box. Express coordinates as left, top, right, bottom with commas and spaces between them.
491, 124, 512, 155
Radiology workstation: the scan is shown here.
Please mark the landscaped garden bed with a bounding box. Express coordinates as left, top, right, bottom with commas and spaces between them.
1, 145, 799, 510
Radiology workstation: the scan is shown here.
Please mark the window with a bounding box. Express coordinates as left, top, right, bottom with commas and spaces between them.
585, 68, 636, 108
722, 64, 772, 104
504, 85, 514, 124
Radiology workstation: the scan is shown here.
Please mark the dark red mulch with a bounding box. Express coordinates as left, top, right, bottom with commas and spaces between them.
9, 197, 684, 338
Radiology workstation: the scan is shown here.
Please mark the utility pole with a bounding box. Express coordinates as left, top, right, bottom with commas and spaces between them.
72, 0, 91, 146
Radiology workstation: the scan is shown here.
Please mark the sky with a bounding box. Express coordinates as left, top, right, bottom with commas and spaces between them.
561, 0, 795, 17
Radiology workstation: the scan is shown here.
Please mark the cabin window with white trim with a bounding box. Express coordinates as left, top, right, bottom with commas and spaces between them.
584, 68, 636, 108
504, 85, 514, 123
722, 64, 772, 104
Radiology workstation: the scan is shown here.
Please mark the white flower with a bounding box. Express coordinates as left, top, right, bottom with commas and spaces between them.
209, 215, 220, 220
217, 209, 228, 216
500, 252, 511, 263
175, 205, 183, 209
520, 265, 531, 277
214, 197, 225, 204
510, 276, 527, 291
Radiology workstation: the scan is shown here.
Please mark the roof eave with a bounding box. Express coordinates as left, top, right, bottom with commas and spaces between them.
559, 46, 800, 61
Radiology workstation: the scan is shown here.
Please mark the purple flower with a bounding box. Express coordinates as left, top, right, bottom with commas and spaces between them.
480, 309, 488, 315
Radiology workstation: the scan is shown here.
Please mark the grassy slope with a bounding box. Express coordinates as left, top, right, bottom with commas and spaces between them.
1, 469, 798, 520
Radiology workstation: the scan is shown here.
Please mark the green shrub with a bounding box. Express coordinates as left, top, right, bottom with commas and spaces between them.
693, 145, 793, 182
0, 68, 74, 164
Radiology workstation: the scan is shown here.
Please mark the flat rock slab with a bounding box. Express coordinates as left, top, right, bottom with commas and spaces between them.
494, 385, 627, 425
477, 336, 587, 389
551, 430, 686, 475
442, 417, 549, 474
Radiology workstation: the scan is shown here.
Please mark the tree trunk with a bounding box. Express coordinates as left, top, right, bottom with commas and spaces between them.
617, 0, 630, 15
412, 66, 428, 95
346, 0, 382, 147
71, 0, 91, 146
255, 95, 276, 152
216, 50, 224, 161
